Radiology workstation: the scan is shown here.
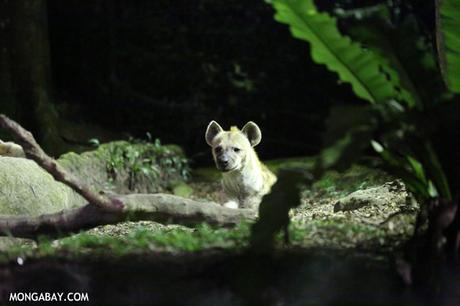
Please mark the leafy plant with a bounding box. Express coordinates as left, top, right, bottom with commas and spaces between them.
106, 138, 190, 190
271, 0, 415, 107
269, 0, 460, 202
436, 0, 460, 93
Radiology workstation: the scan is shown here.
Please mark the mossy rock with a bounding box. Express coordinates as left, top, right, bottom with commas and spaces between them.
0, 140, 189, 217
58, 140, 189, 194
0, 157, 84, 216
292, 165, 419, 251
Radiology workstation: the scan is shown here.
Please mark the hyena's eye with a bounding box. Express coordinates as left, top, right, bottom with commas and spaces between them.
233, 147, 241, 153
215, 146, 222, 153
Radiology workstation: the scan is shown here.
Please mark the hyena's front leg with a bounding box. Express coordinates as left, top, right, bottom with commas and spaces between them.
219, 189, 239, 209
223, 200, 239, 209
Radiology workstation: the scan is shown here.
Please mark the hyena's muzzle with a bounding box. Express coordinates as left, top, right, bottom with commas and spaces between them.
214, 148, 240, 172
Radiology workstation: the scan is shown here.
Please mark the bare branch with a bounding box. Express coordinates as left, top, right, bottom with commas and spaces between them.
0, 114, 122, 212
0, 114, 256, 238
0, 194, 256, 239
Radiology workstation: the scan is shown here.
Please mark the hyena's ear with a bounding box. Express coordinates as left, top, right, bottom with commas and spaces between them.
205, 121, 224, 146
241, 121, 262, 147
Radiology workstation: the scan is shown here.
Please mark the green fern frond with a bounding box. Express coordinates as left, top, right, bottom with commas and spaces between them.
272, 0, 415, 106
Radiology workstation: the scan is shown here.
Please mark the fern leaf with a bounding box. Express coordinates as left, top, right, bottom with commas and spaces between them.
437, 0, 460, 93
271, 0, 414, 106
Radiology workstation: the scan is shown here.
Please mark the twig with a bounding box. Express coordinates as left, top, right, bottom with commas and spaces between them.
0, 114, 122, 212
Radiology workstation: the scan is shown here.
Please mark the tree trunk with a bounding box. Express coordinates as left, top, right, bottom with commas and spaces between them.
0, 0, 18, 126
4, 0, 62, 153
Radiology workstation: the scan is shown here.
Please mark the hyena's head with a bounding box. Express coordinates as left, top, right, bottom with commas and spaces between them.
205, 121, 262, 172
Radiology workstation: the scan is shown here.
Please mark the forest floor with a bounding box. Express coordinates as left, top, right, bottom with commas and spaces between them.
0, 157, 428, 305
0, 158, 419, 263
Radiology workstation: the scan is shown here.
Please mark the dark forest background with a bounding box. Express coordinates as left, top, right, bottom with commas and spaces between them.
0, 0, 434, 166
0, 0, 370, 163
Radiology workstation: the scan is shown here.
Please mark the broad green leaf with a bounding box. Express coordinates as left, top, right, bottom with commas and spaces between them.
437, 0, 460, 93
347, 17, 439, 109
271, 0, 413, 105
406, 155, 427, 184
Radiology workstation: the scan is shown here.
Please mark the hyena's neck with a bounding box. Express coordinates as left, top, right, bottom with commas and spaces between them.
242, 151, 262, 175
223, 151, 262, 190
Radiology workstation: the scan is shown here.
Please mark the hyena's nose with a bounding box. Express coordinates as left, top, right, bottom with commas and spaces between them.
218, 157, 229, 168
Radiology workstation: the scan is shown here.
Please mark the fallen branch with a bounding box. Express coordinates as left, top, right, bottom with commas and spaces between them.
0, 114, 254, 238
0, 194, 256, 239
0, 114, 122, 212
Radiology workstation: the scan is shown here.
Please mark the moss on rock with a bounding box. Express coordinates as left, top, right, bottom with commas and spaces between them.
0, 157, 84, 216
59, 140, 190, 194
0, 140, 189, 217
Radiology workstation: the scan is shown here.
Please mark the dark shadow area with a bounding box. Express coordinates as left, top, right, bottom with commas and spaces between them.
4, 250, 459, 306
43, 0, 360, 162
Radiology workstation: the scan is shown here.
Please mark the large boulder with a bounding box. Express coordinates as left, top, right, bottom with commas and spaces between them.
0, 141, 189, 216
0, 157, 84, 216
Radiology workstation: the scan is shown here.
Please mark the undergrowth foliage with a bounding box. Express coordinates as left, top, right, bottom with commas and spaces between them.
106, 138, 190, 190
265, 0, 460, 284
269, 0, 460, 202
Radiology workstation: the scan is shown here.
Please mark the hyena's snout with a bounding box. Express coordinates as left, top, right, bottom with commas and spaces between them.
215, 154, 236, 172
216, 156, 229, 168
